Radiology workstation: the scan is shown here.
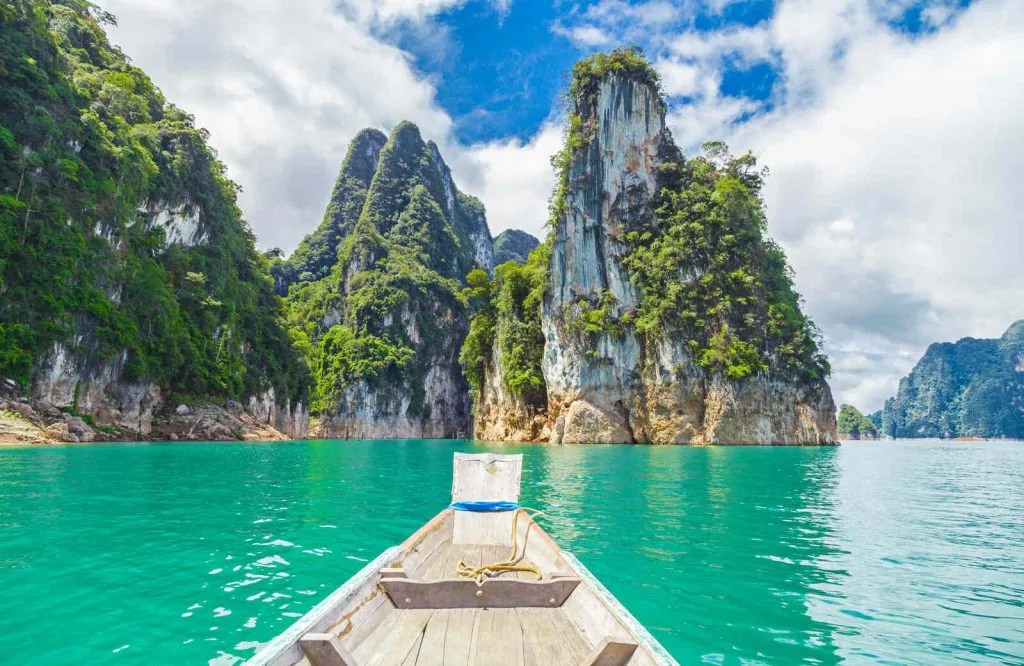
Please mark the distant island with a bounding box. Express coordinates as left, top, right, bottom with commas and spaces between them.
492, 229, 540, 265
837, 404, 877, 440
848, 320, 1023, 440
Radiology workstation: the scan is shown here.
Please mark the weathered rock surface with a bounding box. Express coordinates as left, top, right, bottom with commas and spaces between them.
149, 403, 293, 442
22, 342, 310, 441
475, 68, 836, 445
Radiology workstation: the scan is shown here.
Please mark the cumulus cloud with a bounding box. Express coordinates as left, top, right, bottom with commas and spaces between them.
553, 0, 686, 49
678, 0, 1024, 409
455, 123, 564, 241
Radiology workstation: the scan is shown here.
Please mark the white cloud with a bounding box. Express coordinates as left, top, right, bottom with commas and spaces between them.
717, 0, 1024, 409
456, 123, 563, 240
552, 24, 614, 47
655, 59, 701, 96
555, 0, 686, 48
341, 0, 466, 25
667, 24, 775, 64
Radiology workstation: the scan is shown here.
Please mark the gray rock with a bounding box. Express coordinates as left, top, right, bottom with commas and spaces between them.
224, 399, 243, 413
175, 404, 192, 416
61, 415, 95, 441
8, 402, 33, 419
36, 400, 61, 418
0, 378, 19, 396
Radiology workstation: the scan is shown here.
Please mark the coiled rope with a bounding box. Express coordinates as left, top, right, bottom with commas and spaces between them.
454, 507, 546, 583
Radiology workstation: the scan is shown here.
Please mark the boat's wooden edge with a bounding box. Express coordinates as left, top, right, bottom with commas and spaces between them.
243, 510, 452, 666
243, 545, 402, 666
396, 508, 453, 553
560, 551, 679, 666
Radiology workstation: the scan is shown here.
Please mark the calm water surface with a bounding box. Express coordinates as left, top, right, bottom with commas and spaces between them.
0, 440, 1021, 665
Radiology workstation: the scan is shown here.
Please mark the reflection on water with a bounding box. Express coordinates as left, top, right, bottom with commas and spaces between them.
0, 440, 1020, 665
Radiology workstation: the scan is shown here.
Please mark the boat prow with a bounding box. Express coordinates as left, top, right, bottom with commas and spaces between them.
246, 453, 677, 665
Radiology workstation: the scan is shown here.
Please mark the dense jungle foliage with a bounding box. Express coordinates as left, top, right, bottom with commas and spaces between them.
622, 141, 830, 381
0, 0, 306, 403
459, 242, 550, 405
880, 320, 1024, 439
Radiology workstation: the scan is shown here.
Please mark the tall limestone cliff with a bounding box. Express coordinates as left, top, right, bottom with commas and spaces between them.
467, 50, 836, 444
0, 0, 308, 438
284, 123, 493, 438
880, 320, 1024, 439
270, 129, 387, 293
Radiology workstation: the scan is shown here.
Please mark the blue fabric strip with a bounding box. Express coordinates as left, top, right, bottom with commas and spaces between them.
449, 500, 520, 512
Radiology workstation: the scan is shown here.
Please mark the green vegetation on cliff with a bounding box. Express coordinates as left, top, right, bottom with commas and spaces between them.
622, 141, 829, 381
463, 48, 828, 400
285, 122, 490, 417
492, 229, 539, 266
460, 242, 549, 404
268, 129, 386, 292
880, 320, 1024, 439
0, 0, 305, 403
837, 404, 877, 439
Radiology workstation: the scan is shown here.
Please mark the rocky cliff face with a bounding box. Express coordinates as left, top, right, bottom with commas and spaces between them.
288, 123, 492, 439
472, 51, 836, 445
880, 320, 1024, 439
270, 129, 387, 293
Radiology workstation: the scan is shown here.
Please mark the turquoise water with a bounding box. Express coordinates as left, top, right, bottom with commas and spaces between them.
0, 440, 1021, 665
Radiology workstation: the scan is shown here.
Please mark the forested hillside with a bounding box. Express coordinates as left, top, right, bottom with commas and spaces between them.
492, 229, 539, 266
0, 0, 306, 435
880, 320, 1024, 439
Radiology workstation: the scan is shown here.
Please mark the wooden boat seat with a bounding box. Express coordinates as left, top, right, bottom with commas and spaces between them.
379, 575, 582, 609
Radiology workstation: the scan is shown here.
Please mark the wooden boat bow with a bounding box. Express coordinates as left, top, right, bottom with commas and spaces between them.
245, 453, 677, 666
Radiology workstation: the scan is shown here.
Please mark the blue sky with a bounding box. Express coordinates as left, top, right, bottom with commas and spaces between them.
388, 0, 964, 144
100, 0, 1023, 411
393, 0, 778, 143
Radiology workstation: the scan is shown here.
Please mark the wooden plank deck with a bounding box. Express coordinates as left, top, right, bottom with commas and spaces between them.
349, 606, 594, 666
416, 539, 549, 581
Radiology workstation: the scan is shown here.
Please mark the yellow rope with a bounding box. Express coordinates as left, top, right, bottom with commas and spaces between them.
455, 508, 545, 583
